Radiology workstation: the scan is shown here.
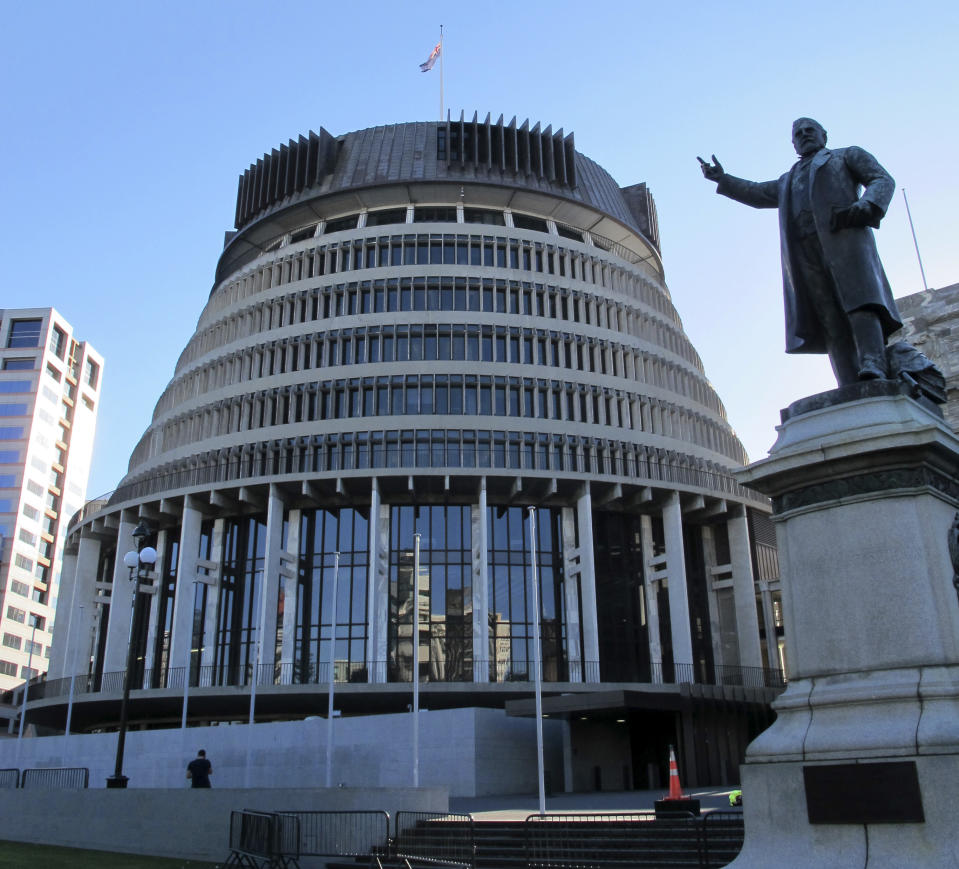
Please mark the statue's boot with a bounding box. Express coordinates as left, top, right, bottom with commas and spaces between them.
850, 310, 888, 380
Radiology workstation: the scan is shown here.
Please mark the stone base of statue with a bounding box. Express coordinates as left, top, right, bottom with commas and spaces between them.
729, 381, 959, 868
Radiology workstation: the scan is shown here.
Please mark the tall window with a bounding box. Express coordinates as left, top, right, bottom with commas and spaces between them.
7, 320, 42, 349
150, 532, 179, 688
294, 508, 369, 683
487, 506, 566, 682
91, 547, 116, 689
593, 512, 650, 681
189, 521, 215, 685
388, 505, 473, 683
214, 515, 266, 685
49, 325, 66, 358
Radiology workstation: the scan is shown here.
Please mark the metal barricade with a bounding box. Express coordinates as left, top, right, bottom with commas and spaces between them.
20, 767, 89, 789
525, 811, 700, 869
225, 810, 301, 868
393, 811, 475, 868
274, 810, 390, 860
697, 811, 745, 869
0, 769, 18, 789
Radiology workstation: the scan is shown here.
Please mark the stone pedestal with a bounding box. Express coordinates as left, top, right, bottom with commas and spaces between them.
730, 383, 959, 868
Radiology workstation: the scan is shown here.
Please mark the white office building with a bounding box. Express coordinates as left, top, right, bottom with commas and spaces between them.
0, 309, 102, 695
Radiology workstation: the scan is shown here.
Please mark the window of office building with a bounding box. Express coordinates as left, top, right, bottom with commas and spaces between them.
2, 634, 21, 651
6, 606, 26, 624
49, 325, 66, 358
388, 505, 473, 683
0, 427, 24, 440
487, 505, 566, 682
0, 381, 30, 393
6, 320, 42, 349
0, 660, 17, 677
2, 358, 34, 370
294, 507, 369, 684
84, 358, 99, 389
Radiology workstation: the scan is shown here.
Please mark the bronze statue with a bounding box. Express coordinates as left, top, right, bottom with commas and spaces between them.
699, 118, 903, 386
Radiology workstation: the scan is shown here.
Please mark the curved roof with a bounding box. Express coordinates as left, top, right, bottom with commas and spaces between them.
225, 116, 656, 251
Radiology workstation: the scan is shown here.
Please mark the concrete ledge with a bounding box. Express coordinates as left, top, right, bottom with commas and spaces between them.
0, 786, 447, 862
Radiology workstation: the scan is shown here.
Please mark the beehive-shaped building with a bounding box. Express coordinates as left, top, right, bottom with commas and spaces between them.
42, 117, 783, 792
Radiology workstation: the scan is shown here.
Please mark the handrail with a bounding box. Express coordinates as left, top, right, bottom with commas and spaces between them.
32, 660, 786, 702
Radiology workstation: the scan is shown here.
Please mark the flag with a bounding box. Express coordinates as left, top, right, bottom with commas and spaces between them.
420, 42, 441, 72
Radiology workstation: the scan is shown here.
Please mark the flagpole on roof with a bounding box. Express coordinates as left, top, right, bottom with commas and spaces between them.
439, 24, 444, 121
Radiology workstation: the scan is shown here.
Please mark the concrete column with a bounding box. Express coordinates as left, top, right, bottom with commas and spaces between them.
198, 518, 226, 676
68, 534, 102, 680
142, 529, 169, 675
46, 547, 79, 680
728, 506, 764, 670
575, 487, 600, 670
257, 485, 286, 675
471, 482, 489, 682
168, 499, 203, 680
279, 509, 301, 682
102, 514, 138, 674
562, 720, 574, 793
366, 480, 389, 683
561, 507, 582, 682
639, 514, 662, 669
662, 492, 694, 666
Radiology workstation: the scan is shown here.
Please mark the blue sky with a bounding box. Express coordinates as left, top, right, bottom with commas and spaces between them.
2, 0, 956, 497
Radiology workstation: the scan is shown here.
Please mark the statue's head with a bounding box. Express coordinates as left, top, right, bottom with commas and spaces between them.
792, 118, 827, 157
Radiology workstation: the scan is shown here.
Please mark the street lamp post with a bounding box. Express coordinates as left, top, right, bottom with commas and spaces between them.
106, 520, 157, 788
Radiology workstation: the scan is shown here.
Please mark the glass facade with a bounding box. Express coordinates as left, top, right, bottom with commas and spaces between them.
388, 505, 472, 682
593, 512, 651, 682
213, 515, 266, 685
294, 507, 369, 682
488, 506, 565, 682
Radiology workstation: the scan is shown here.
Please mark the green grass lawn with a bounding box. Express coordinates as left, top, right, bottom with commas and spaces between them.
0, 840, 219, 868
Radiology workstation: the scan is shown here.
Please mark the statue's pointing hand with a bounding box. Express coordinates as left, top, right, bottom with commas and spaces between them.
698, 155, 724, 182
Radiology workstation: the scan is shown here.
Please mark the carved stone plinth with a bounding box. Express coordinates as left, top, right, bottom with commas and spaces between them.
729, 385, 959, 868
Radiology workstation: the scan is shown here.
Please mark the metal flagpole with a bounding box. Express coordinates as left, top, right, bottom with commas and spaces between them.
901, 188, 929, 292
439, 25, 444, 121
527, 506, 546, 816
326, 551, 341, 787
412, 532, 421, 787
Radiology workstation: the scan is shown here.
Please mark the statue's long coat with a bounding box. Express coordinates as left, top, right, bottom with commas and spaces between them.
716, 146, 902, 355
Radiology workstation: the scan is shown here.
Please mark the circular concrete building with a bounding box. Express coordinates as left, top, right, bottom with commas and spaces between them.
36, 116, 782, 793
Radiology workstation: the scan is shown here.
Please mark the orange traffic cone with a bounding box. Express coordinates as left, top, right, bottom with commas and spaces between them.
666, 745, 684, 800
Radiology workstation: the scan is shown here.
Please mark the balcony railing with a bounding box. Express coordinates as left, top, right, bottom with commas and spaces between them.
33, 660, 784, 703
